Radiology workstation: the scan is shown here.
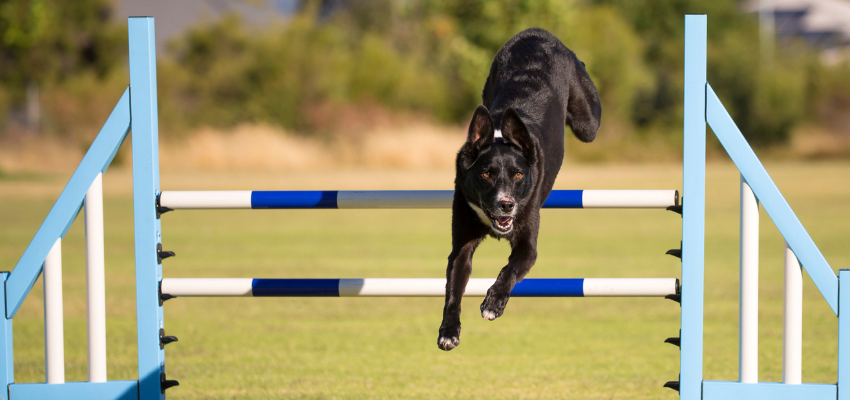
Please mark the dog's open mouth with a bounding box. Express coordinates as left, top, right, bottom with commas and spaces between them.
485, 210, 514, 233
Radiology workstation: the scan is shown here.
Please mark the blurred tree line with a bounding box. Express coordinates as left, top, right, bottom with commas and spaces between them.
0, 0, 126, 139
1, 0, 849, 147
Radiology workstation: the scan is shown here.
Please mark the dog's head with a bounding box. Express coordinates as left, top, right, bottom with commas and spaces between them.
457, 105, 536, 235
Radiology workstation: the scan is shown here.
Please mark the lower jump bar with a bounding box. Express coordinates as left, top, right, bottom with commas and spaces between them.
158, 190, 679, 209
160, 278, 679, 297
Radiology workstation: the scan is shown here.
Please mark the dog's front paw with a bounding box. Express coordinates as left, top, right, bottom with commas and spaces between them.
438, 335, 460, 351
438, 325, 461, 351
480, 288, 511, 321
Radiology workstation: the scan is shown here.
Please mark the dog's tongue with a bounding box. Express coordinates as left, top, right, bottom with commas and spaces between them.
497, 216, 512, 224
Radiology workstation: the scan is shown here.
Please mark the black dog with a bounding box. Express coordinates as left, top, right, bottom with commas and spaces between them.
438, 28, 602, 351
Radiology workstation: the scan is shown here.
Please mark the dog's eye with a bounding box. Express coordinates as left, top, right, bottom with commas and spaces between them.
515, 172, 523, 179
482, 171, 490, 179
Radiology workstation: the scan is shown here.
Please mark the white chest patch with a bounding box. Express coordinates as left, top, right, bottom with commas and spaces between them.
467, 201, 491, 226
494, 129, 502, 139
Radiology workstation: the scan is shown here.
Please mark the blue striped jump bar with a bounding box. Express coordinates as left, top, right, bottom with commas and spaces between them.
158, 190, 679, 209
160, 278, 679, 297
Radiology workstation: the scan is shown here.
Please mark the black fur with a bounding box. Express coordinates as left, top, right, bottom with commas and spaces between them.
438, 28, 602, 351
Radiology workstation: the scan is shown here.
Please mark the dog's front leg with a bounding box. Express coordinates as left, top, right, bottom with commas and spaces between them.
481, 235, 538, 321
438, 238, 481, 351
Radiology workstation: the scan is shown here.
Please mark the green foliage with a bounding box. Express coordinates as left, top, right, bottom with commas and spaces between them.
600, 0, 815, 145
0, 0, 124, 133
1, 0, 849, 148
158, 12, 454, 131
806, 57, 850, 133
749, 61, 808, 146
0, 85, 8, 124
39, 70, 128, 141
0, 0, 125, 97
703, 16, 811, 146
565, 6, 653, 127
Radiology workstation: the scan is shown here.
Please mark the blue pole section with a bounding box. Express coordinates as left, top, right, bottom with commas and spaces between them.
249, 278, 588, 297
129, 17, 166, 400
0, 272, 13, 400
839, 270, 849, 400
251, 190, 587, 208
681, 14, 707, 400
543, 190, 583, 208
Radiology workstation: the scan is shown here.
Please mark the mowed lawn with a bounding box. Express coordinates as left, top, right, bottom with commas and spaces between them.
2, 161, 850, 399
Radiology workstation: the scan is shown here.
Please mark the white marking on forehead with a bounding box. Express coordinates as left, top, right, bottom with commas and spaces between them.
494, 129, 502, 139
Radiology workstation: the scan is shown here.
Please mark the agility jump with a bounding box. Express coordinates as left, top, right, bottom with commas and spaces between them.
159, 278, 679, 298
157, 189, 678, 209
1, 14, 846, 400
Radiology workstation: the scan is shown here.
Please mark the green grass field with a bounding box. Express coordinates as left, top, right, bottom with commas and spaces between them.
2, 162, 849, 399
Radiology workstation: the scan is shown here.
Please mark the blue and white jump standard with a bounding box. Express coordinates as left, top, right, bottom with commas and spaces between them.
3, 13, 850, 400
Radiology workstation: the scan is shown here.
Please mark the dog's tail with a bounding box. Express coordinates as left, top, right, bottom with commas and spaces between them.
565, 53, 602, 143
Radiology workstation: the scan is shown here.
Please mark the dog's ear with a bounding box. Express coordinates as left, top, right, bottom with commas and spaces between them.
501, 108, 536, 163
467, 105, 494, 146
460, 105, 494, 170
566, 53, 602, 142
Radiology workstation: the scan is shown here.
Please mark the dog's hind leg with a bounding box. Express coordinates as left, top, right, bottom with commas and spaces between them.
481, 221, 539, 321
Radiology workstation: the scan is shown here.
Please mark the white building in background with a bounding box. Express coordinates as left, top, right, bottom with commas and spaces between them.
747, 0, 850, 65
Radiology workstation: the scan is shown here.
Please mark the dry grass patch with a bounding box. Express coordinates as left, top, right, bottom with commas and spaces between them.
0, 135, 85, 173
160, 123, 464, 171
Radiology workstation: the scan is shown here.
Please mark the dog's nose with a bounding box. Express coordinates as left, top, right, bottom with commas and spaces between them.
498, 198, 515, 213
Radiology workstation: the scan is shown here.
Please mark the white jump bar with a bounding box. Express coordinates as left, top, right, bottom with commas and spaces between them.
160, 278, 679, 298
158, 190, 679, 210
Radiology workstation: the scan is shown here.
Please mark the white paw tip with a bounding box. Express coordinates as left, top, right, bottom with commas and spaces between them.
438, 336, 458, 350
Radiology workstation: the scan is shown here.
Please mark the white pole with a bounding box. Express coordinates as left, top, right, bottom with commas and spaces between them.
158, 190, 680, 210
579, 190, 678, 208
85, 172, 107, 382
739, 177, 759, 383
783, 240, 803, 384
43, 238, 65, 384
160, 278, 679, 297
